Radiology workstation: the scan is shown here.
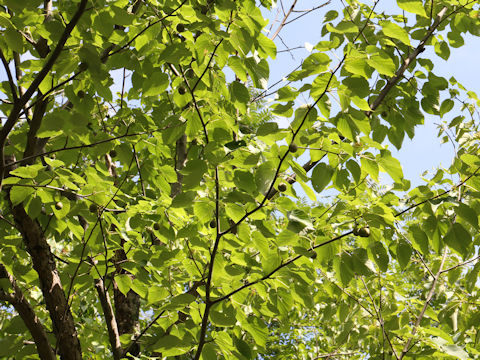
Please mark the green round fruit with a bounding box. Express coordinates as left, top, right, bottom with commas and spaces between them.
185, 68, 195, 79
354, 226, 370, 237
176, 23, 185, 33
178, 86, 187, 95
77, 90, 85, 98
278, 183, 287, 192
109, 149, 117, 158
209, 220, 216, 228
89, 204, 98, 213
309, 251, 317, 259
289, 143, 298, 153
153, 222, 161, 231
55, 201, 63, 210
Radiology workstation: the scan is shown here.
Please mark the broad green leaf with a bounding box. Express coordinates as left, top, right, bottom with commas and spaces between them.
456, 203, 478, 229
396, 240, 412, 269
255, 162, 276, 194
444, 223, 471, 257
377, 151, 403, 183
115, 274, 132, 296
225, 203, 245, 223
5, 28, 23, 52
233, 170, 256, 193
380, 21, 411, 46
360, 155, 379, 181
367, 51, 396, 77
409, 225, 429, 255
311, 163, 334, 193
397, 0, 427, 17
201, 343, 218, 360
344, 49, 372, 79
368, 241, 389, 272
10, 186, 35, 206
143, 72, 169, 97
9, 165, 43, 179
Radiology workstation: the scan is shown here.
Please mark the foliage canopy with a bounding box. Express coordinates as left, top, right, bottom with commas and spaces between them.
1, 0, 480, 359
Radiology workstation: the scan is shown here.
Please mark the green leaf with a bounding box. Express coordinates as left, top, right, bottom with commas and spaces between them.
377, 151, 403, 183
361, 155, 379, 182
225, 203, 245, 223
115, 274, 132, 296
143, 72, 169, 97
380, 21, 411, 46
396, 240, 412, 269
9, 165, 43, 179
233, 170, 256, 193
344, 49, 372, 79
334, 253, 354, 285
410, 225, 429, 255
255, 162, 276, 194
210, 305, 236, 327
5, 28, 23, 52
368, 241, 389, 272
444, 223, 471, 257
201, 343, 218, 360
166, 293, 196, 310
435, 40, 450, 60
311, 163, 334, 193
397, 0, 427, 17
456, 203, 478, 230
439, 98, 454, 117
230, 81, 250, 113
10, 186, 35, 206
181, 160, 207, 189
367, 50, 396, 77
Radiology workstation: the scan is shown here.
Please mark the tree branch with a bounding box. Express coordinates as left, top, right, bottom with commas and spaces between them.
211, 231, 353, 305
0, 264, 55, 360
360, 277, 399, 360
270, 0, 298, 41
0, 49, 18, 102
94, 278, 122, 360
366, 6, 448, 116
399, 248, 448, 359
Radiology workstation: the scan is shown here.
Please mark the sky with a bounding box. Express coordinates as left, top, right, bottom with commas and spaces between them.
261, 0, 480, 186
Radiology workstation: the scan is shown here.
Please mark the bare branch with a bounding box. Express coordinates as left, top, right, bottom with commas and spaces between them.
441, 254, 480, 274
399, 249, 448, 359
270, 0, 298, 41
360, 277, 399, 360
94, 278, 122, 360
0, 49, 18, 102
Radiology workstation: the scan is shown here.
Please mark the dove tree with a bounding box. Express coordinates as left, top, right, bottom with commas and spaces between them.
1, 0, 480, 359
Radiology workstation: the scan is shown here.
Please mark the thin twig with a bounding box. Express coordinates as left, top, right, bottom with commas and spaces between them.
284, 2, 331, 26
366, 6, 448, 116
0, 49, 18, 102
399, 248, 448, 359
270, 0, 298, 41
395, 166, 480, 217
441, 254, 480, 274
361, 277, 399, 360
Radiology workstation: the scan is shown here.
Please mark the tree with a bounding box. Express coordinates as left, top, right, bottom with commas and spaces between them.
1, 0, 480, 359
